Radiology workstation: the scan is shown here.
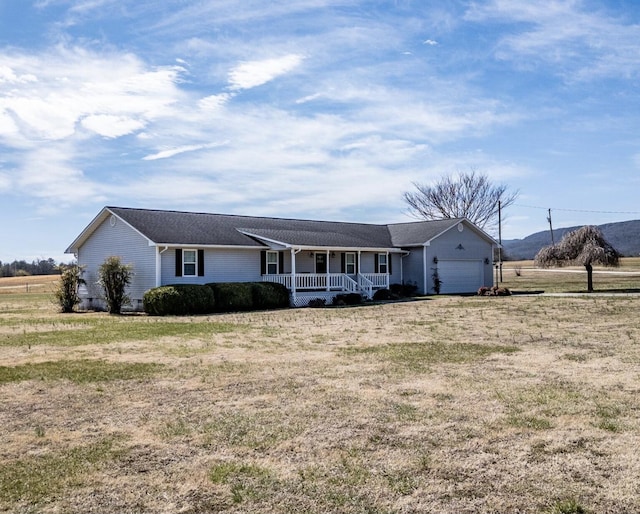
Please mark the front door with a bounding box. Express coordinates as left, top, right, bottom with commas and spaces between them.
315, 253, 327, 274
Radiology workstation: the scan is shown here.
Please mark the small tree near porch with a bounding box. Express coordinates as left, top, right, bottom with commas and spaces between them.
534, 226, 620, 292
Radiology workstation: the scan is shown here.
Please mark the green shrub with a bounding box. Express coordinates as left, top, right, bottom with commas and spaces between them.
98, 256, 133, 314
207, 282, 254, 312
372, 288, 393, 301
251, 282, 290, 310
333, 293, 363, 306
143, 284, 215, 316
390, 283, 418, 298
54, 265, 85, 313
307, 298, 326, 308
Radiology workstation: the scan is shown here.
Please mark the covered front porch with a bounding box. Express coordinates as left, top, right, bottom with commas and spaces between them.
259, 247, 394, 307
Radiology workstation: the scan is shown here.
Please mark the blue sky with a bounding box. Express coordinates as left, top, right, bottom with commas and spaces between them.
1, 0, 640, 263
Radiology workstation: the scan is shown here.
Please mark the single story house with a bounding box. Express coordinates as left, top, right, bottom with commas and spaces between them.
65, 206, 499, 309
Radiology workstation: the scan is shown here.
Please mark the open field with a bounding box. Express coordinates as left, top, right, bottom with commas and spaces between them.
501, 257, 640, 294
1, 274, 640, 513
0, 275, 60, 295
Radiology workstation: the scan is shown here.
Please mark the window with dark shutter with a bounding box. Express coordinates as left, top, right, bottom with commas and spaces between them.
376, 253, 388, 274
266, 251, 279, 274
183, 250, 197, 276
344, 253, 356, 274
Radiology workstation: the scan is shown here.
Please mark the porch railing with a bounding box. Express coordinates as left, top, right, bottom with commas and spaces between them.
262, 272, 388, 298
360, 273, 388, 288
263, 273, 348, 291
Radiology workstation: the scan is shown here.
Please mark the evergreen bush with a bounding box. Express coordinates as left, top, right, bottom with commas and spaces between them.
390, 283, 418, 297
98, 256, 133, 314
333, 293, 363, 306
54, 265, 85, 313
372, 288, 393, 301
251, 282, 290, 310
207, 282, 254, 312
143, 284, 215, 316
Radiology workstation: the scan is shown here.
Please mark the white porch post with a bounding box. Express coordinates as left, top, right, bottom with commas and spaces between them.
290, 247, 297, 304
326, 250, 330, 291
386, 251, 390, 288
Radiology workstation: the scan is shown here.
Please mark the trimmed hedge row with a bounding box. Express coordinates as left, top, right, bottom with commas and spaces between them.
143, 284, 215, 316
143, 281, 290, 316
206, 282, 290, 312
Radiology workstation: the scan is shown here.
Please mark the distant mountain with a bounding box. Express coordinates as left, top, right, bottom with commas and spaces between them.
502, 220, 640, 260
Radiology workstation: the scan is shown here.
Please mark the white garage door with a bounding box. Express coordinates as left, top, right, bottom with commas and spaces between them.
437, 260, 484, 294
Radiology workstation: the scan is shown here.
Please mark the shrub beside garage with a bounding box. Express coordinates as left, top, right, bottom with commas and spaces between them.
143, 281, 290, 316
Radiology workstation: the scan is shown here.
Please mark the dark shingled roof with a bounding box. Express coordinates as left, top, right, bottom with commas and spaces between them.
109, 206, 397, 248
67, 206, 489, 252
387, 219, 465, 246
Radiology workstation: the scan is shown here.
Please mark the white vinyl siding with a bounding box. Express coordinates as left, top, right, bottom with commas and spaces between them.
76, 215, 156, 308
161, 248, 262, 285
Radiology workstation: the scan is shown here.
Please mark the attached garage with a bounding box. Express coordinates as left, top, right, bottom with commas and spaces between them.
437, 260, 484, 294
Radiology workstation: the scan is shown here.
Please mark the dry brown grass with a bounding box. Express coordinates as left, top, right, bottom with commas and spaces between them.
0, 274, 60, 295
1, 279, 640, 513
500, 257, 640, 294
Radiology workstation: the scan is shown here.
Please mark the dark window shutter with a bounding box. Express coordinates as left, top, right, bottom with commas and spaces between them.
175, 249, 182, 277
374, 253, 379, 273
279, 251, 285, 273
260, 251, 266, 275
388, 254, 392, 275
341, 253, 346, 273
198, 249, 205, 276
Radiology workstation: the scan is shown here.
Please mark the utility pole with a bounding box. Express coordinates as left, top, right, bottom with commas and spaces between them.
547, 208, 554, 245
498, 201, 503, 282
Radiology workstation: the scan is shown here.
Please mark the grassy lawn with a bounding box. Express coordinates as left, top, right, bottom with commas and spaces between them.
1, 274, 639, 513
500, 257, 640, 294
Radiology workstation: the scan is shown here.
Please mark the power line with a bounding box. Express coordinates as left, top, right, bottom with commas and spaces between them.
514, 204, 640, 215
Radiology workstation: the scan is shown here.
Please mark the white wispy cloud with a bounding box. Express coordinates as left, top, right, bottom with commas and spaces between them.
0, 46, 184, 143
81, 115, 146, 138
0, 171, 10, 192
16, 145, 104, 209
228, 54, 304, 90
142, 141, 229, 161
465, 0, 640, 80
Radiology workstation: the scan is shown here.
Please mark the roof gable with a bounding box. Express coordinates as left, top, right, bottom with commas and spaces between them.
388, 218, 497, 246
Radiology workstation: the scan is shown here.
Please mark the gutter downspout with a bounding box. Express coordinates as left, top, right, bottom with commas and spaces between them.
400, 250, 410, 286
423, 245, 428, 295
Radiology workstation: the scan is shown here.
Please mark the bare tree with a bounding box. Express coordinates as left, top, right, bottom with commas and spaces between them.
403, 170, 518, 230
534, 225, 620, 292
